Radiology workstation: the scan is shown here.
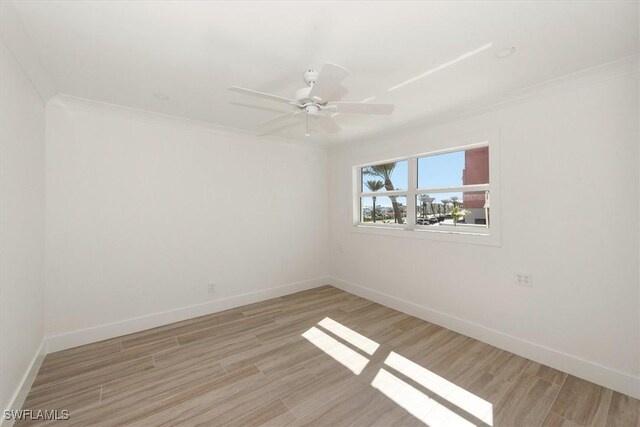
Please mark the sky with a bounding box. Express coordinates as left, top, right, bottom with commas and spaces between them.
361, 151, 467, 208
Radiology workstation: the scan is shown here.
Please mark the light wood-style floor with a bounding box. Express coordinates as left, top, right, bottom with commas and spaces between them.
18, 286, 639, 426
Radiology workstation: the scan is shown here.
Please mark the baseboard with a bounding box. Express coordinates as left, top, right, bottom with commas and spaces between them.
23, 275, 640, 402
1, 339, 47, 427
46, 277, 330, 353
330, 277, 640, 399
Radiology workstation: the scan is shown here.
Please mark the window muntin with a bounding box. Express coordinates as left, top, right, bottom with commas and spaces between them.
356, 144, 491, 236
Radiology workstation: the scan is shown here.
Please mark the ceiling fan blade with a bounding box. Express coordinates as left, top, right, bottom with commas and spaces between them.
258, 110, 303, 128
330, 85, 349, 101
230, 102, 289, 114
257, 120, 301, 137
229, 86, 299, 105
327, 102, 395, 115
308, 63, 349, 103
315, 114, 342, 134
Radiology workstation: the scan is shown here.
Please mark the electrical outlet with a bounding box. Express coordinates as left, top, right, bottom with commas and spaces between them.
515, 273, 532, 287
207, 283, 216, 293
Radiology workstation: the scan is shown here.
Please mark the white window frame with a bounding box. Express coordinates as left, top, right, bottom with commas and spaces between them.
352, 132, 500, 246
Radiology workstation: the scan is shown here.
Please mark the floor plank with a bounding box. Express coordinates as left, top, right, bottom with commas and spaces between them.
549, 375, 613, 426
494, 372, 562, 426
605, 391, 640, 427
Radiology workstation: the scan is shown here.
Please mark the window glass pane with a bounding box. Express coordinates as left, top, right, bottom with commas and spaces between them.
417, 147, 489, 189
416, 191, 489, 227
361, 196, 407, 224
361, 160, 408, 193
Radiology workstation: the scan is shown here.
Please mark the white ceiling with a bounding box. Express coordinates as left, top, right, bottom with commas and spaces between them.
13, 1, 640, 143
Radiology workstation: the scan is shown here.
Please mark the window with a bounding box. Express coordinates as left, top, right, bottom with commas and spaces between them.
354, 137, 499, 244
416, 146, 490, 229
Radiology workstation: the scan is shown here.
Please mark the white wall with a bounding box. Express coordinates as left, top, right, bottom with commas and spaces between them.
44, 97, 329, 342
329, 64, 640, 396
0, 42, 46, 413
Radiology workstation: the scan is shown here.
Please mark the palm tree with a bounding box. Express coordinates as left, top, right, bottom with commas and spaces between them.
365, 180, 384, 222
418, 194, 429, 219
441, 199, 451, 214
450, 196, 460, 207
434, 201, 443, 218
426, 195, 435, 218
363, 163, 403, 223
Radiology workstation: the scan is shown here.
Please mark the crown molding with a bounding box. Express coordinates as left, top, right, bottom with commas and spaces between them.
48, 94, 328, 148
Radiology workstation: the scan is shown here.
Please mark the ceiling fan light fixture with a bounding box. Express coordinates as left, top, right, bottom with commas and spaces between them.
305, 105, 320, 116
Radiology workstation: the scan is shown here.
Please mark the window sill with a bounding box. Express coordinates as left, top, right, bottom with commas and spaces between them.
351, 224, 501, 246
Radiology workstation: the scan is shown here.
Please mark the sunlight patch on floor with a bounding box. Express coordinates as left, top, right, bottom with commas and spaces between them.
318, 317, 380, 355
385, 351, 493, 425
372, 368, 477, 427
301, 317, 493, 426
302, 326, 370, 375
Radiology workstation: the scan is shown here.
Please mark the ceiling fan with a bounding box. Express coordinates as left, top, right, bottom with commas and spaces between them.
229, 63, 394, 136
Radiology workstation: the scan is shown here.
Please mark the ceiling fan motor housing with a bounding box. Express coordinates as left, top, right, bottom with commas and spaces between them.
295, 69, 320, 104
303, 70, 319, 85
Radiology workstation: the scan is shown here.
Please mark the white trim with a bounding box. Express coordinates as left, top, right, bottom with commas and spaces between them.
416, 141, 489, 158
5, 276, 639, 418
45, 277, 330, 353
330, 277, 640, 399
406, 157, 417, 226
1, 340, 47, 427
360, 190, 408, 198
414, 223, 490, 234
352, 224, 495, 246
416, 184, 489, 194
